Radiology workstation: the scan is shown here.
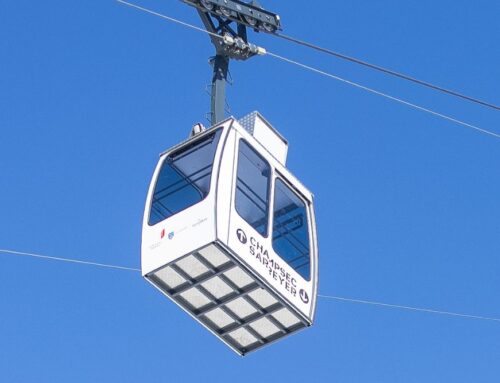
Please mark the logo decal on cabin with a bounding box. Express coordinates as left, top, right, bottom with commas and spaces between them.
299, 289, 309, 304
236, 228, 247, 244
160, 229, 174, 240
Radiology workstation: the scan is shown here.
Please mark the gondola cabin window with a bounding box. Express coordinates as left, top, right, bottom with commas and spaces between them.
272, 178, 311, 280
235, 140, 271, 236
148, 129, 222, 226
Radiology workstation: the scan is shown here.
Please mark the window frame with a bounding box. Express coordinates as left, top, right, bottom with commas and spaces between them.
271, 174, 312, 281
147, 128, 223, 226
234, 138, 272, 238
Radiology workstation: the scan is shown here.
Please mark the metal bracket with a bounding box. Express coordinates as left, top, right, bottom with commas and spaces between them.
209, 54, 229, 125
182, 0, 278, 125
183, 0, 281, 33
197, 9, 263, 61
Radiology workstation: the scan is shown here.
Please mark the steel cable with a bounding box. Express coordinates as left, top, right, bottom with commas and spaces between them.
274, 32, 500, 111
116, 0, 500, 140
2, 248, 500, 324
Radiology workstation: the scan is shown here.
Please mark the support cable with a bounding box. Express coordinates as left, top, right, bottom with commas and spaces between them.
274, 32, 500, 111
266, 51, 500, 139
116, 0, 500, 140
116, 0, 224, 41
319, 295, 500, 323
1, 248, 500, 324
0, 248, 140, 272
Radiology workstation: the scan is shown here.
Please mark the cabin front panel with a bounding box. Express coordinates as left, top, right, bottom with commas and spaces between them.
225, 130, 315, 321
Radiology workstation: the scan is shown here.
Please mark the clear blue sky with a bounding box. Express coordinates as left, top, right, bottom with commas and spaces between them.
1, 1, 499, 382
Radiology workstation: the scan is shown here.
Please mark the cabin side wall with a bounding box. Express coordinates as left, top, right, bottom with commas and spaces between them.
141, 123, 231, 276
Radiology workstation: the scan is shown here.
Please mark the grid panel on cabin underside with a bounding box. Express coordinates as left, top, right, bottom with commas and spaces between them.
147, 243, 306, 353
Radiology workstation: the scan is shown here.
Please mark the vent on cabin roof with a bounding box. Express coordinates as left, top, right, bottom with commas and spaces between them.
238, 111, 288, 165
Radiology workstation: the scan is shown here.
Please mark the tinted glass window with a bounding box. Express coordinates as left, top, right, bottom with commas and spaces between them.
235, 140, 270, 236
272, 179, 310, 280
149, 129, 222, 226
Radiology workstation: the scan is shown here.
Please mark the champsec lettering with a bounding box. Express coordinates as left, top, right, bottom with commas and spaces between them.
249, 237, 297, 297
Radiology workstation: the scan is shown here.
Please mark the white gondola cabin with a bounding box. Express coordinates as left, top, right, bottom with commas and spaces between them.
141, 112, 318, 355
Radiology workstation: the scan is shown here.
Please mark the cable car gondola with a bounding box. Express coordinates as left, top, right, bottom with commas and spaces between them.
141, 112, 318, 355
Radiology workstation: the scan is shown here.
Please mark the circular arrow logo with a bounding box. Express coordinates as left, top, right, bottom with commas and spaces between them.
299, 289, 309, 304
236, 228, 247, 244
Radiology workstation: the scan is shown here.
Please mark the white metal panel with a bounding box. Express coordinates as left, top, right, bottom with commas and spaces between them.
249, 317, 281, 338
204, 308, 235, 329
247, 288, 278, 309
215, 126, 237, 245
272, 308, 301, 328
228, 328, 258, 348
252, 115, 288, 165
198, 244, 230, 268
176, 255, 209, 279
223, 267, 254, 289
201, 276, 233, 299
225, 297, 258, 319
154, 266, 185, 289
238, 111, 288, 165
307, 195, 319, 323
180, 287, 211, 309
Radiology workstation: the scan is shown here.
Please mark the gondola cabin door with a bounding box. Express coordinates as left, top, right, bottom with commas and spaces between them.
223, 117, 317, 326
